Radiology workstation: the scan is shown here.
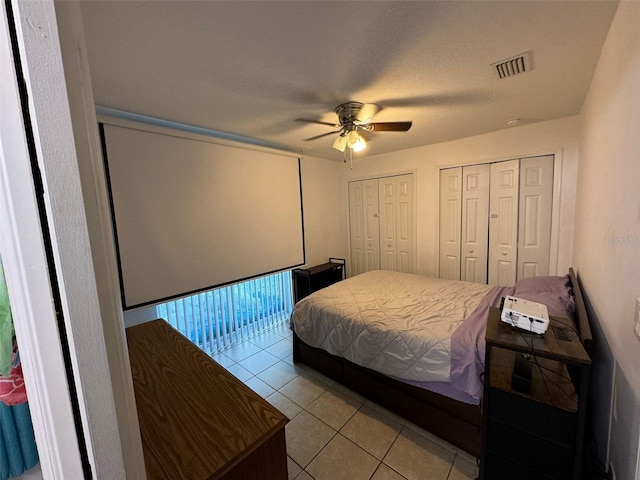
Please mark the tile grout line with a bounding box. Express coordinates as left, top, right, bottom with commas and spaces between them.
210, 330, 478, 480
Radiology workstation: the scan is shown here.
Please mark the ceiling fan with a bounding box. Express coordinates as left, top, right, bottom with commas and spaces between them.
296, 102, 412, 153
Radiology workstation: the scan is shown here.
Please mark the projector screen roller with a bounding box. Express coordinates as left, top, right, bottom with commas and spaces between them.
100, 123, 305, 309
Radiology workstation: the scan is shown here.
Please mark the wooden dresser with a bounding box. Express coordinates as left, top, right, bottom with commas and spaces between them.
126, 320, 288, 479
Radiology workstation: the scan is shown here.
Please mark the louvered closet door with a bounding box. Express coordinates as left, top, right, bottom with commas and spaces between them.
488, 160, 520, 286
379, 174, 415, 273
349, 180, 380, 277
439, 168, 462, 280
518, 155, 554, 279
461, 164, 490, 283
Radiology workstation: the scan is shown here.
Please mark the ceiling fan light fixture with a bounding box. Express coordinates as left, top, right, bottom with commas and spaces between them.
345, 130, 366, 152
332, 134, 347, 152
352, 136, 366, 152
298, 101, 408, 154
346, 130, 360, 147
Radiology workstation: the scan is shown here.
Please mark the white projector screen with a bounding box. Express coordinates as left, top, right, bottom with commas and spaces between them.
100, 123, 305, 309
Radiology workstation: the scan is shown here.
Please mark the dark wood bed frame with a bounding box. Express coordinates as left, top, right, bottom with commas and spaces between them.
292, 268, 592, 458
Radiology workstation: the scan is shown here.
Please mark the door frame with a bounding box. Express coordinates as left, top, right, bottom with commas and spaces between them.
0, 4, 85, 476
1, 1, 145, 478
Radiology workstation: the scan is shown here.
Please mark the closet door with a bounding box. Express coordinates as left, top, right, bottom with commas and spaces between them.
349, 180, 380, 276
518, 155, 554, 279
488, 160, 519, 286
362, 179, 381, 273
461, 164, 490, 283
348, 181, 365, 276
439, 168, 462, 280
379, 174, 415, 273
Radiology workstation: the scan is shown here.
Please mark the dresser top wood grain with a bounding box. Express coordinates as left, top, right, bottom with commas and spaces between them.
126, 319, 288, 480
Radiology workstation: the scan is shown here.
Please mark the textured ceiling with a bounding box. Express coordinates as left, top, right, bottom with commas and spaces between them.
80, 1, 618, 161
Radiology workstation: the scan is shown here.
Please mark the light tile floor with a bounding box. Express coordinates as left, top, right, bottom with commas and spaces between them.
212, 322, 479, 480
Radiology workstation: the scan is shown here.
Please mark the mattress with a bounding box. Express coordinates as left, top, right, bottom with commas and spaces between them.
290, 270, 513, 403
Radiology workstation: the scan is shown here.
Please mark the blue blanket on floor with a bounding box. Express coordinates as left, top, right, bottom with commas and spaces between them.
0, 402, 38, 479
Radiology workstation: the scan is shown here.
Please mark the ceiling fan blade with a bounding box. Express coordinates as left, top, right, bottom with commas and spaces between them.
355, 103, 382, 124
295, 118, 340, 128
369, 121, 412, 132
303, 130, 342, 141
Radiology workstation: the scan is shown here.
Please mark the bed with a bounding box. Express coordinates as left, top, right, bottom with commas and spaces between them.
290, 268, 591, 457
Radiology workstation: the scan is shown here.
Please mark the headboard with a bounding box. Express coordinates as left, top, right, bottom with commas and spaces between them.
569, 267, 593, 354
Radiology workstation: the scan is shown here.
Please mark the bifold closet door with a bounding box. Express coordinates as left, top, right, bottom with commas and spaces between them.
517, 155, 554, 279
349, 179, 380, 277
379, 174, 415, 273
439, 168, 462, 280
439, 165, 490, 282
488, 159, 520, 286
461, 164, 490, 283
349, 174, 414, 276
439, 156, 554, 285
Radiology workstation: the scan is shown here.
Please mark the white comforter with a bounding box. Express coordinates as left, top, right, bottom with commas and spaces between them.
290, 270, 493, 383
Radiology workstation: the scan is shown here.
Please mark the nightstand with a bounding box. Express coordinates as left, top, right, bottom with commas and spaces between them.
292, 258, 345, 303
480, 307, 591, 480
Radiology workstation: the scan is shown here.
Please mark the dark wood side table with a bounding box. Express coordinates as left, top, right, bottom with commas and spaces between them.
480, 307, 590, 480
292, 257, 345, 303
126, 320, 288, 479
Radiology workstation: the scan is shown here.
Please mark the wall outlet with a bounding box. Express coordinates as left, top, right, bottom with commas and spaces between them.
635, 298, 640, 342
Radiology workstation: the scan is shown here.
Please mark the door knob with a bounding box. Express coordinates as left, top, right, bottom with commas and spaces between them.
502, 252, 507, 256
469, 249, 474, 254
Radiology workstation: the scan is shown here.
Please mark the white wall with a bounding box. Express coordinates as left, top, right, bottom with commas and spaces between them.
341, 115, 581, 278
300, 155, 347, 267
574, 1, 640, 478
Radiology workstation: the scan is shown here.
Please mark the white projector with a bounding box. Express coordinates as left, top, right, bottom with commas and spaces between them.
501, 296, 550, 334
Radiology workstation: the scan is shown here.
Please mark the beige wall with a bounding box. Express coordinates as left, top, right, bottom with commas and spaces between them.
574, 1, 640, 478
300, 155, 347, 267
340, 115, 581, 278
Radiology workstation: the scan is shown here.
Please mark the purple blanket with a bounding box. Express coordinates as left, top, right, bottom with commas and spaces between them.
394, 275, 576, 404
396, 285, 514, 404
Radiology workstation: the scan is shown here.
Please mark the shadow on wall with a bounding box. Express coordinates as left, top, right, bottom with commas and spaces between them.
582, 284, 640, 479
610, 364, 640, 480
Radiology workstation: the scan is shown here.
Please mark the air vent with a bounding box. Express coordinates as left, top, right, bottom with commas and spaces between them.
492, 51, 533, 79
